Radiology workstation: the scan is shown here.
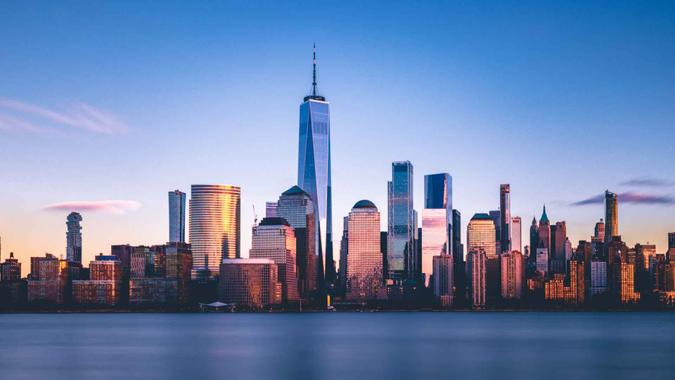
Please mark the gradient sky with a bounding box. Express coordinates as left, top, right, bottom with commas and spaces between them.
1, 1, 674, 275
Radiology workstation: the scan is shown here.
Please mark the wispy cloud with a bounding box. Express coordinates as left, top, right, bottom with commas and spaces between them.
619, 177, 675, 188
42, 200, 142, 215
0, 98, 127, 135
571, 192, 675, 206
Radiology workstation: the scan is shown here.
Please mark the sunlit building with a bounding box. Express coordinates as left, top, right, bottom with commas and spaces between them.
500, 184, 511, 253
168, 190, 186, 243
467, 213, 496, 258
249, 217, 299, 303
511, 216, 522, 254
388, 161, 416, 282
72, 254, 122, 306
298, 47, 334, 286
189, 184, 241, 279
66, 212, 83, 263
343, 200, 383, 302
594, 219, 605, 243
604, 190, 618, 242
218, 258, 282, 308
432, 254, 453, 306
27, 253, 77, 304
500, 251, 523, 300
276, 185, 317, 299
422, 173, 452, 288
466, 249, 487, 308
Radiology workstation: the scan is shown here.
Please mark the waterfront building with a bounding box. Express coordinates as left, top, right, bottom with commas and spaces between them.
0, 252, 21, 282
511, 216, 522, 255
590, 258, 608, 296
466, 249, 487, 308
500, 251, 523, 300
344, 200, 383, 302
189, 184, 240, 279
432, 254, 453, 306
249, 217, 299, 303
452, 209, 464, 303
615, 261, 640, 304
500, 184, 511, 253
338, 216, 349, 294
422, 173, 452, 288
276, 185, 317, 299
387, 161, 416, 282
551, 221, 567, 274
536, 248, 549, 276
467, 213, 496, 258
72, 254, 122, 306
594, 219, 605, 243
168, 190, 186, 243
218, 258, 282, 308
489, 210, 502, 254
604, 191, 618, 242
111, 244, 133, 278
297, 46, 334, 286
536, 206, 551, 261
66, 212, 83, 263
165, 242, 192, 304
27, 253, 75, 304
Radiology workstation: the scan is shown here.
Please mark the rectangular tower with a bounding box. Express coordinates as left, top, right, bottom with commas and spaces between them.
387, 161, 415, 282
169, 190, 186, 243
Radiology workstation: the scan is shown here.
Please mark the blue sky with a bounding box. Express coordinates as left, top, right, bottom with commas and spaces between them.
1, 1, 674, 271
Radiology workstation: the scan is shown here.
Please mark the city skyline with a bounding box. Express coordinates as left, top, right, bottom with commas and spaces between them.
2, 2, 675, 274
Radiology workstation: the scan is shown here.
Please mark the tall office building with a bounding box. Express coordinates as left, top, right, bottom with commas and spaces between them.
433, 254, 453, 306
249, 217, 299, 303
276, 185, 317, 299
66, 212, 83, 263
344, 200, 383, 301
467, 213, 496, 258
511, 216, 522, 253
500, 184, 511, 253
500, 251, 523, 299
594, 219, 605, 243
387, 161, 416, 281
298, 46, 334, 286
168, 190, 186, 243
466, 249, 487, 308
72, 254, 122, 306
189, 184, 241, 279
421, 173, 452, 288
219, 259, 282, 308
537, 206, 551, 259
489, 210, 502, 254
452, 210, 462, 263
668, 232, 675, 250
604, 190, 618, 242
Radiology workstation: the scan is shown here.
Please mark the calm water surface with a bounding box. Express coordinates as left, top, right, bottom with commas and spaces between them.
0, 312, 673, 380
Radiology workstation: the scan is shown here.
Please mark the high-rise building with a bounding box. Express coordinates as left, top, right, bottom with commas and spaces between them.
466, 249, 487, 308
297, 46, 334, 286
433, 254, 453, 306
265, 202, 278, 218
338, 216, 349, 294
536, 248, 549, 276
249, 217, 299, 303
467, 213, 496, 258
218, 259, 282, 308
387, 161, 415, 281
72, 254, 123, 306
668, 232, 675, 250
344, 200, 382, 301
536, 206, 551, 271
189, 184, 241, 279
594, 219, 605, 243
604, 190, 618, 242
0, 252, 21, 282
168, 190, 186, 243
66, 212, 83, 263
529, 216, 538, 264
421, 173, 452, 288
500, 184, 511, 253
27, 253, 70, 304
500, 251, 523, 299
489, 210, 502, 254
590, 257, 608, 296
510, 216, 522, 255
451, 209, 464, 302
276, 185, 317, 299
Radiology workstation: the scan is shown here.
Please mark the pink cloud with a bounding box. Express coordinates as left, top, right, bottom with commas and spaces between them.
42, 200, 142, 215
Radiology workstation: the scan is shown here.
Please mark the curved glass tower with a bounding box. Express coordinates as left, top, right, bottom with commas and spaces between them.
298, 46, 333, 288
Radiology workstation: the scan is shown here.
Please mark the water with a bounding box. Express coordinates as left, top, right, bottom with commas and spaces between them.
0, 312, 673, 380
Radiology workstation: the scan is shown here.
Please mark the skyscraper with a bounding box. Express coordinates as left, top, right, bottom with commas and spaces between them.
466, 249, 487, 308
422, 173, 452, 288
500, 184, 511, 253
668, 232, 675, 250
249, 217, 299, 303
594, 219, 605, 243
189, 184, 241, 279
168, 190, 186, 243
387, 161, 416, 281
344, 200, 383, 301
467, 213, 496, 258
604, 190, 618, 243
489, 210, 502, 254
537, 206, 551, 257
298, 46, 334, 287
276, 186, 317, 299
500, 251, 523, 299
66, 212, 83, 263
511, 216, 522, 253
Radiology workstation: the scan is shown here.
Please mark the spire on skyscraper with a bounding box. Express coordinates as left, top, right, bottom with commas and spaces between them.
540, 205, 549, 224
304, 44, 325, 102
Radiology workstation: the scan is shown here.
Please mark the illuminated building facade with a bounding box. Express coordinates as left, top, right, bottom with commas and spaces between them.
500, 184, 511, 253
218, 258, 282, 308
466, 249, 487, 308
168, 190, 186, 243
189, 184, 241, 279
344, 200, 382, 302
66, 212, 83, 263
604, 190, 618, 242
500, 251, 523, 299
388, 161, 416, 281
422, 173, 452, 288
467, 213, 496, 258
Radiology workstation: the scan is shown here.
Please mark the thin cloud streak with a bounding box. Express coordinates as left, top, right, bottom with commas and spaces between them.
42, 200, 142, 215
571, 192, 675, 206
619, 177, 675, 187
0, 98, 127, 135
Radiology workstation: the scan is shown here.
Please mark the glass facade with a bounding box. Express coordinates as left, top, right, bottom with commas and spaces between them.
387, 161, 415, 281
189, 184, 240, 279
298, 98, 333, 286
500, 184, 511, 253
66, 212, 83, 263
422, 173, 453, 288
604, 190, 618, 242
168, 190, 186, 243
345, 200, 382, 301
467, 213, 496, 258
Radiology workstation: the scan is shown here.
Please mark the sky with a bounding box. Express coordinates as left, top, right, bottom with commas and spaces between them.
1, 1, 674, 275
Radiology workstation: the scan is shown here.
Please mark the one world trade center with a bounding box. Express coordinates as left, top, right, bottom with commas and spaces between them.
297, 46, 334, 293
